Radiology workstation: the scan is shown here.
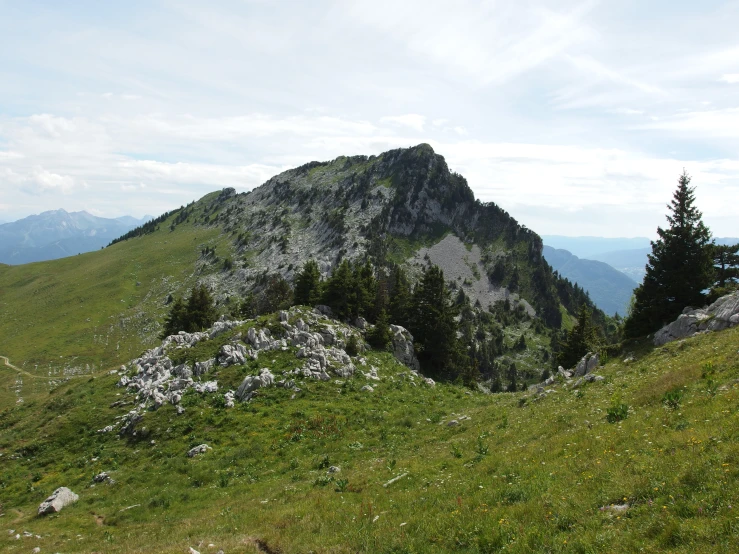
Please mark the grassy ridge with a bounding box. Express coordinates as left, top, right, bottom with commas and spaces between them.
0, 217, 228, 390
0, 325, 737, 553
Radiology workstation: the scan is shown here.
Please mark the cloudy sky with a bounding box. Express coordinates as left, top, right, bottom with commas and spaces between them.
1, 0, 739, 237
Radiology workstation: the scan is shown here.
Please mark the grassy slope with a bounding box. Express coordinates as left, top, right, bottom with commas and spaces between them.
0, 324, 737, 553
0, 211, 230, 404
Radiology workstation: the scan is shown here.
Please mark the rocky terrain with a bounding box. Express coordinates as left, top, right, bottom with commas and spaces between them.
108, 306, 427, 437
653, 291, 739, 345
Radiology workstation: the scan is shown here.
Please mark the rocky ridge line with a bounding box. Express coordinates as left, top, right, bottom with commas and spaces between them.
105, 306, 429, 436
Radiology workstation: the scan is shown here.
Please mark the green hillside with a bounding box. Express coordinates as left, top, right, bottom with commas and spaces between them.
0, 313, 737, 553
0, 146, 611, 399
0, 193, 231, 394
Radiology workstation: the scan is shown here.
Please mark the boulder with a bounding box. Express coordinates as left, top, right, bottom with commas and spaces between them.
236, 368, 275, 401
574, 353, 599, 377
38, 487, 79, 515
315, 305, 334, 317
654, 292, 739, 345
187, 444, 211, 458
390, 325, 420, 371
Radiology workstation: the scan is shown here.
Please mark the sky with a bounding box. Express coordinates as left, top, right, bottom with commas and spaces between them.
1, 0, 739, 238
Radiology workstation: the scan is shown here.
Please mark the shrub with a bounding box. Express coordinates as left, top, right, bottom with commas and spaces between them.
346, 334, 360, 357
662, 388, 684, 410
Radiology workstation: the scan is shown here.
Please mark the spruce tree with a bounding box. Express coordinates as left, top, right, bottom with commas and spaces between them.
411, 265, 464, 379
294, 260, 322, 306
186, 284, 218, 331
161, 296, 187, 338
557, 305, 601, 369
352, 260, 377, 319
388, 266, 412, 328
710, 243, 739, 290
367, 307, 392, 349
323, 260, 354, 320
625, 171, 713, 337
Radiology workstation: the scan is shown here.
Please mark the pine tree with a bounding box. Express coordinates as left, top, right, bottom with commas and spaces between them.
161, 296, 187, 338
323, 260, 354, 320
625, 171, 713, 337
186, 284, 218, 331
294, 260, 322, 306
507, 362, 518, 392
388, 266, 412, 328
259, 274, 293, 314
367, 307, 392, 349
411, 265, 464, 379
557, 306, 601, 369
710, 243, 739, 291
352, 260, 377, 319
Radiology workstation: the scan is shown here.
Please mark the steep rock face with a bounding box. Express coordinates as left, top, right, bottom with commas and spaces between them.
654, 292, 739, 345
180, 144, 594, 330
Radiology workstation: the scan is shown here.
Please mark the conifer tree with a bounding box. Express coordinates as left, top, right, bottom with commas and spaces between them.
388, 266, 412, 328
507, 362, 518, 392
294, 260, 322, 306
557, 305, 601, 369
186, 284, 218, 331
161, 296, 188, 338
352, 260, 377, 319
323, 260, 354, 320
411, 265, 465, 379
625, 171, 713, 337
367, 307, 392, 349
710, 243, 739, 292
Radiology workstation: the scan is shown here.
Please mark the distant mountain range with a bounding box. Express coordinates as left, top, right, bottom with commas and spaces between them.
542, 245, 637, 316
541, 236, 739, 314
0, 209, 152, 265
543, 236, 739, 284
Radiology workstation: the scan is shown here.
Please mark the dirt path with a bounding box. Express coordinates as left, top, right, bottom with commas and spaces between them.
0, 355, 47, 379
0, 355, 113, 380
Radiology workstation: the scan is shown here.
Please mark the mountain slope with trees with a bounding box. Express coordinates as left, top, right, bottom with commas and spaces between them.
0, 144, 612, 388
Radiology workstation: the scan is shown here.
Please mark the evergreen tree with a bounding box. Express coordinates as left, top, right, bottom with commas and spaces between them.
294, 260, 322, 306
411, 265, 465, 379
161, 296, 188, 338
557, 305, 602, 369
367, 307, 392, 349
323, 260, 354, 320
507, 362, 518, 392
186, 284, 218, 331
388, 266, 412, 328
625, 171, 713, 337
352, 260, 377, 319
258, 274, 293, 314
710, 243, 739, 291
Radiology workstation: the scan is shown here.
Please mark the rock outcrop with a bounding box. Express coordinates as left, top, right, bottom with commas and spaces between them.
106, 306, 423, 435
390, 325, 420, 371
654, 291, 739, 346
38, 487, 79, 515
574, 353, 599, 377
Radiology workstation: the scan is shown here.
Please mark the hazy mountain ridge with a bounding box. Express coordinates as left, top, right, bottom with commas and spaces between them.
0, 209, 151, 264
546, 236, 739, 284
542, 245, 637, 316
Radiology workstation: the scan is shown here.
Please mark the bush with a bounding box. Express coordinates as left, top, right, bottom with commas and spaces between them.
346, 334, 360, 357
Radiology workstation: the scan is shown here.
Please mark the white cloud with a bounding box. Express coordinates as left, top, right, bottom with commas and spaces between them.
638, 107, 739, 138
379, 114, 426, 132
0, 1, 738, 238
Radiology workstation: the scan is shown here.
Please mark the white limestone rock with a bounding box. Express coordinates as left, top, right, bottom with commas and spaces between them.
38, 487, 78, 515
